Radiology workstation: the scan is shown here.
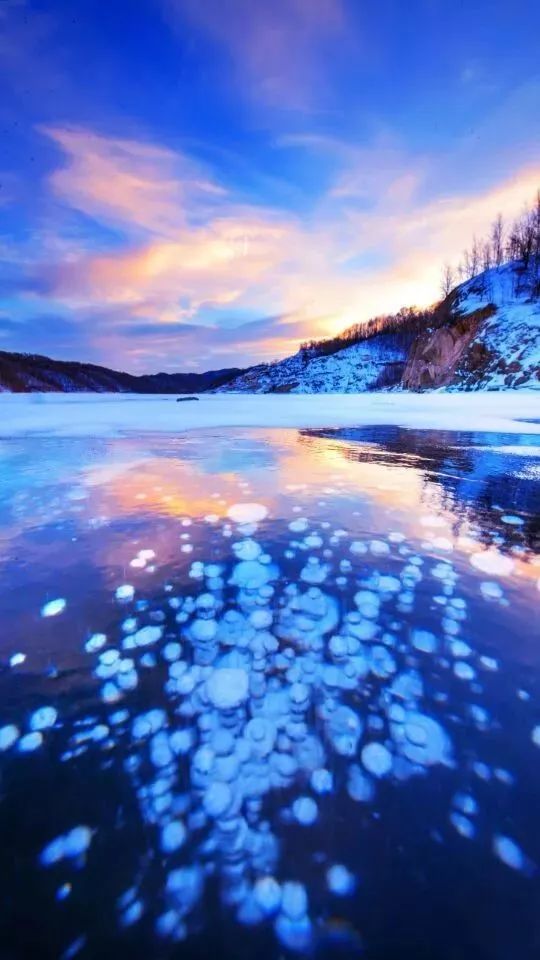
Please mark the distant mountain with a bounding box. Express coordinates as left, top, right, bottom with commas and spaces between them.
0, 352, 244, 394
218, 262, 540, 393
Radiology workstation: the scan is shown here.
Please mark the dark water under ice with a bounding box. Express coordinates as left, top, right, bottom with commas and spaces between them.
0, 424, 539, 960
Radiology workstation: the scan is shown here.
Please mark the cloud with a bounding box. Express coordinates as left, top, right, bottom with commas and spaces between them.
41, 126, 229, 237
10, 121, 540, 372
163, 0, 348, 110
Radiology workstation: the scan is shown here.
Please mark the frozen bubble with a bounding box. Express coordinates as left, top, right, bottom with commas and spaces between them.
289, 518, 309, 533
100, 649, 120, 666
292, 796, 318, 825
18, 731, 43, 752
9, 652, 26, 667
311, 768, 333, 794
163, 642, 182, 662
121, 900, 143, 927
250, 609, 273, 629
203, 782, 233, 818
450, 812, 475, 839
493, 835, 528, 872
134, 625, 162, 647
63, 825, 93, 858
41, 835, 66, 866
454, 661, 475, 681
470, 550, 514, 577
254, 876, 281, 915
451, 795, 477, 821
411, 629, 437, 654
347, 764, 375, 802
480, 581, 503, 600
275, 914, 312, 952
532, 725, 540, 747
354, 590, 380, 619
161, 820, 186, 853
326, 864, 355, 896
473, 761, 491, 781
479, 655, 498, 672
281, 881, 308, 920
0, 724, 19, 750
370, 540, 390, 556
227, 503, 268, 524
207, 668, 249, 710
501, 515, 524, 525
399, 712, 452, 767
326, 705, 362, 757
41, 598, 66, 618
139, 549, 155, 560
85, 633, 107, 653
30, 706, 57, 731
350, 541, 367, 555
233, 540, 262, 562
378, 575, 401, 594
450, 639, 472, 658
101, 682, 120, 704
115, 584, 135, 601
361, 742, 392, 778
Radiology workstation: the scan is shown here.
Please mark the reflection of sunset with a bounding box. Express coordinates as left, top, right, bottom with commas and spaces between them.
74, 428, 538, 586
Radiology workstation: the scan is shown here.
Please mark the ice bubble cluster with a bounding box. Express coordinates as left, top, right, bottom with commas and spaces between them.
0, 497, 530, 957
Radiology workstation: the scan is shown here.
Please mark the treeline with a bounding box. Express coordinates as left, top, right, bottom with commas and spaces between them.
299, 306, 435, 360
441, 190, 540, 296
299, 190, 540, 363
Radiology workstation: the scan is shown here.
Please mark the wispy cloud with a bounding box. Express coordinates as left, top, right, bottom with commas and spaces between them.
163, 0, 348, 111
8, 122, 540, 372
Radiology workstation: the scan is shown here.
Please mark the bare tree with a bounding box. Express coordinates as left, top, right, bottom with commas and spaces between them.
441, 263, 454, 298
470, 235, 481, 277
490, 214, 504, 266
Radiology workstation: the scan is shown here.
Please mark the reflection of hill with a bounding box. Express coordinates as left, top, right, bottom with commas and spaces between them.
301, 425, 540, 552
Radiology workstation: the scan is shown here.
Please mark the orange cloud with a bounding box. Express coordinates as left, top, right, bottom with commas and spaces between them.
42, 126, 228, 237
33, 124, 540, 368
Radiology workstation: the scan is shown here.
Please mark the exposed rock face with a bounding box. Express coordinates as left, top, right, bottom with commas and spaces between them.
402, 306, 496, 390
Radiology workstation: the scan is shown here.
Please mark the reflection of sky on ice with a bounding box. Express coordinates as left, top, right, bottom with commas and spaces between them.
0, 426, 539, 959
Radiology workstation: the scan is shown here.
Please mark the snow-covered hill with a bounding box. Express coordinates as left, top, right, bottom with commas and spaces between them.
217, 330, 411, 394
220, 262, 540, 393
447, 263, 539, 389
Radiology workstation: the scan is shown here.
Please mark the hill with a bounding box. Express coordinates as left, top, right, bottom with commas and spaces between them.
218, 261, 540, 394
0, 352, 244, 394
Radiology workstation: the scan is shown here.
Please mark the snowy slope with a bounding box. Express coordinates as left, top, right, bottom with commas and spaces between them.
449, 264, 540, 390
221, 262, 540, 394
218, 331, 410, 394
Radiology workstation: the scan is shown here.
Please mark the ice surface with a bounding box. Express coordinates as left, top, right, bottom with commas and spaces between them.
2, 392, 539, 438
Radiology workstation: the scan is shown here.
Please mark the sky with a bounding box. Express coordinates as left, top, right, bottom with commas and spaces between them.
1, 0, 539, 374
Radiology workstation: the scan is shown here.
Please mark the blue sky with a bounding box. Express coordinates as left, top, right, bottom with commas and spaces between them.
1, 0, 539, 372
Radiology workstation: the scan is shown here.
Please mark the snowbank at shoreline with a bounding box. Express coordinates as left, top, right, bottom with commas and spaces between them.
0, 391, 539, 438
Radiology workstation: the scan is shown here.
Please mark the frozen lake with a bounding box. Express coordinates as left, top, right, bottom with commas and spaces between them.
0, 399, 539, 959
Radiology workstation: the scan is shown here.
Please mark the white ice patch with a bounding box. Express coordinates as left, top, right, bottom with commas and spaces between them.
470, 550, 514, 577
227, 503, 268, 524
